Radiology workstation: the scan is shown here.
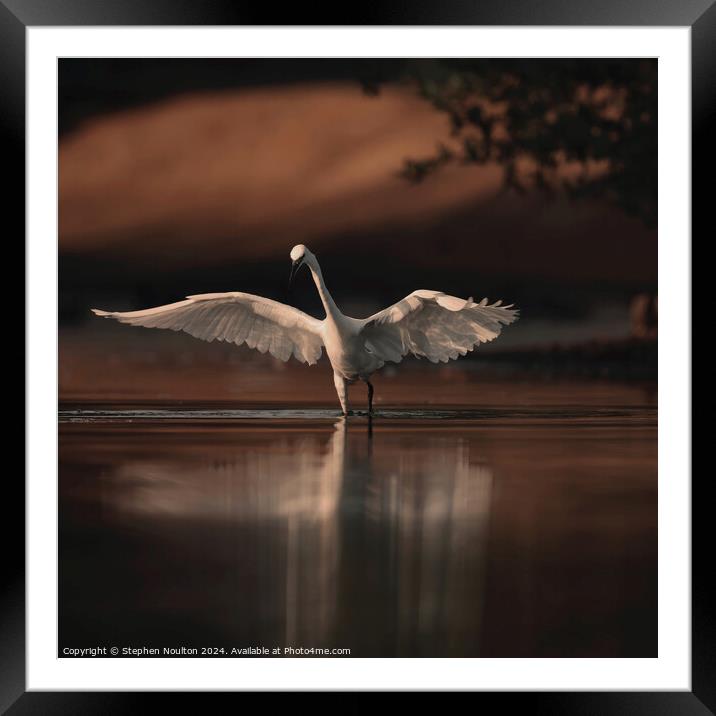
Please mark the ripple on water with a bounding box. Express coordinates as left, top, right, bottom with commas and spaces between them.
58, 406, 656, 425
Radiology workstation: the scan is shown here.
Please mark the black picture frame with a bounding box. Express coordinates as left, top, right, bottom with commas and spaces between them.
6, 1, 704, 711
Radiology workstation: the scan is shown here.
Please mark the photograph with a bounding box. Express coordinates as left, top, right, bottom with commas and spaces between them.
57, 57, 657, 659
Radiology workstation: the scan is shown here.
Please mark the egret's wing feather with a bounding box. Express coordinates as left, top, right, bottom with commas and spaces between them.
92, 292, 324, 365
362, 290, 518, 364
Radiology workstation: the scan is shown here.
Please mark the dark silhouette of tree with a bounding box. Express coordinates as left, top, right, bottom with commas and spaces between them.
374, 59, 657, 229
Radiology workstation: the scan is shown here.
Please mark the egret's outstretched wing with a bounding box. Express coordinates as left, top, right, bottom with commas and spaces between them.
361, 290, 519, 364
92, 292, 324, 364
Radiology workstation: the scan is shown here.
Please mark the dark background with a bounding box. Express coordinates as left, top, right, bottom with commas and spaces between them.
58, 58, 658, 400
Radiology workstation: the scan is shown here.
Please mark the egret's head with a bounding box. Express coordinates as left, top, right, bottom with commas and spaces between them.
290, 244, 307, 263
288, 244, 312, 294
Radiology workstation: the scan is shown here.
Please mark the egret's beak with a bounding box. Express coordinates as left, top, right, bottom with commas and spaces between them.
287, 258, 304, 297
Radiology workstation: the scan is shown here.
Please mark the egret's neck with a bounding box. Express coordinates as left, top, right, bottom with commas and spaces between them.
308, 259, 340, 320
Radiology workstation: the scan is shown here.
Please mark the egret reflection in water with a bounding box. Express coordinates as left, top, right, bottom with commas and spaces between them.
60, 418, 493, 656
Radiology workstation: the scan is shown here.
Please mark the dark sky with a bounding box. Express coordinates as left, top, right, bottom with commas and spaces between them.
59, 58, 408, 135
59, 57, 651, 134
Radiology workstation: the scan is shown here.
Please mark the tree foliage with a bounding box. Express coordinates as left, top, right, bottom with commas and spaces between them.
378, 60, 657, 228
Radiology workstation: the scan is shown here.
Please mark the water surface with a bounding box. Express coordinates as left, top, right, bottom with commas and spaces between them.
59, 386, 656, 658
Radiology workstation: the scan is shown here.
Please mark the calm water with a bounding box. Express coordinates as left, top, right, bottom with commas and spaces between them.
58, 385, 656, 658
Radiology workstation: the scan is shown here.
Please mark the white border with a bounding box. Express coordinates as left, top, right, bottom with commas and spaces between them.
28, 27, 690, 691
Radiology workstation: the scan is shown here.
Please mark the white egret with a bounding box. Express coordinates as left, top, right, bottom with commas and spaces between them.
92, 244, 519, 414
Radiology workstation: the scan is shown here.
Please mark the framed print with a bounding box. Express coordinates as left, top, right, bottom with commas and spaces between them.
8, 0, 706, 711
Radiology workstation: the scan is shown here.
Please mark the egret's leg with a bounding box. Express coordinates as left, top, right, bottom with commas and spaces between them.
366, 379, 374, 414
333, 372, 349, 415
